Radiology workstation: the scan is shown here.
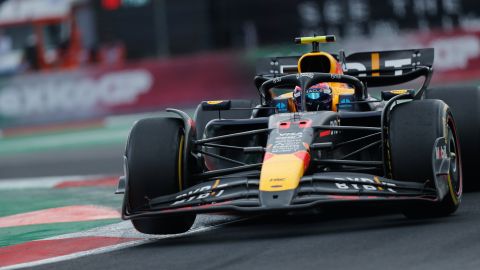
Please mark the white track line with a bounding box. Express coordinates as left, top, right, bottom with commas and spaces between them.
0, 175, 111, 190
46, 221, 143, 240
0, 129, 129, 154
1, 216, 249, 270
0, 174, 250, 269
0, 239, 148, 270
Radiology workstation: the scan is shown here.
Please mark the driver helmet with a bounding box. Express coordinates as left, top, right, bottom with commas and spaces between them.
294, 83, 333, 111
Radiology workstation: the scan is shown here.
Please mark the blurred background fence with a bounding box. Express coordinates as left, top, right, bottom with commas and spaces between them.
0, 0, 479, 131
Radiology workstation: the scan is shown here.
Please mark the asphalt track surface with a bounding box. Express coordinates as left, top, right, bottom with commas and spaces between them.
4, 145, 480, 270
0, 144, 124, 179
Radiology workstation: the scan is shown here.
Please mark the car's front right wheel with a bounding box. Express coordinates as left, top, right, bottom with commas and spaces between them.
125, 117, 196, 234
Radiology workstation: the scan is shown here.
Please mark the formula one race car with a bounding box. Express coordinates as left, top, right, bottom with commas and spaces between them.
117, 35, 468, 235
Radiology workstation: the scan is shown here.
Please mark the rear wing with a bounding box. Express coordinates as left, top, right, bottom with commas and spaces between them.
255, 48, 434, 89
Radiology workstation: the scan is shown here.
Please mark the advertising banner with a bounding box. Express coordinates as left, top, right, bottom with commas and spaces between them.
413, 30, 480, 83
0, 54, 251, 128
336, 29, 480, 83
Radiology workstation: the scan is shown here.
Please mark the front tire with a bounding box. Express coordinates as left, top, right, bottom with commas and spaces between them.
126, 117, 196, 234
426, 87, 480, 190
389, 100, 462, 218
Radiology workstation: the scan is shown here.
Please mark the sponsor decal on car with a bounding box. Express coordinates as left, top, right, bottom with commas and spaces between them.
319, 119, 340, 137
272, 77, 282, 83
333, 176, 397, 193
171, 181, 228, 205
345, 57, 412, 77
329, 119, 340, 135
271, 132, 304, 154
435, 144, 448, 160
330, 74, 342, 80
296, 73, 315, 79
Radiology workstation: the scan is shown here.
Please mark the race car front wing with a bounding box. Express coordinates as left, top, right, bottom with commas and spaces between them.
120, 172, 439, 219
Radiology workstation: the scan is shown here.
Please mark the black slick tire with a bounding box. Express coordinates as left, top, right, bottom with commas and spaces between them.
126, 117, 196, 234
426, 86, 480, 190
388, 100, 462, 218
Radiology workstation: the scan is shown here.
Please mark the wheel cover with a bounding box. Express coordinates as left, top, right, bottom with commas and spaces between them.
447, 117, 462, 200
177, 134, 184, 191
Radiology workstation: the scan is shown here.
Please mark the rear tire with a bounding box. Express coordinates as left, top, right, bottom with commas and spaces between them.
126, 117, 196, 234
389, 100, 462, 218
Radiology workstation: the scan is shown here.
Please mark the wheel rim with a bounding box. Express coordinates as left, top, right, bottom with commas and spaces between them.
177, 134, 184, 191
447, 117, 462, 197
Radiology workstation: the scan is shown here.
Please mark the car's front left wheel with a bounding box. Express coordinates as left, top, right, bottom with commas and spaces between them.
388, 99, 462, 218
